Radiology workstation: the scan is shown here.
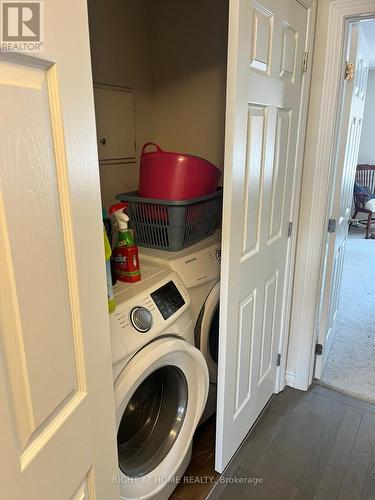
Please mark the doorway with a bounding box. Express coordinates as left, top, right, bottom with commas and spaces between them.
320, 225, 375, 401
319, 21, 375, 401
88, 0, 313, 490
88, 1, 228, 496
289, 0, 375, 393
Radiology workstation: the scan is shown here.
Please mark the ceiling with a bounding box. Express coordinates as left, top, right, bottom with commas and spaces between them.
361, 19, 375, 69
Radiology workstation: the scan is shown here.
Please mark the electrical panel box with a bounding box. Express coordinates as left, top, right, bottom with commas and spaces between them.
94, 84, 136, 164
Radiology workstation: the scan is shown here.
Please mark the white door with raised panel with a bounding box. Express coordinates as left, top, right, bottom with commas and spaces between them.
315, 24, 369, 378
0, 1, 119, 499
217, 0, 308, 471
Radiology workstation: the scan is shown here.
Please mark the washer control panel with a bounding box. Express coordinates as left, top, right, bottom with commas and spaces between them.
130, 306, 153, 332
150, 280, 185, 320
110, 266, 193, 375
111, 267, 190, 342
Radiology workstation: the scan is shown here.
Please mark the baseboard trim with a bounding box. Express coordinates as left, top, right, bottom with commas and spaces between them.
285, 370, 296, 387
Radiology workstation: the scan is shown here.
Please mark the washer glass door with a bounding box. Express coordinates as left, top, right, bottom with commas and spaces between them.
117, 365, 188, 478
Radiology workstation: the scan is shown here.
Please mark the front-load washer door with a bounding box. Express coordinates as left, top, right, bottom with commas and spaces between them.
114, 337, 209, 500
196, 280, 220, 384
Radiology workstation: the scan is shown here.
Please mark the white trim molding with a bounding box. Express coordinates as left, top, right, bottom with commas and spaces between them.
297, 0, 315, 8
285, 371, 296, 387
287, 0, 375, 391
276, 0, 317, 393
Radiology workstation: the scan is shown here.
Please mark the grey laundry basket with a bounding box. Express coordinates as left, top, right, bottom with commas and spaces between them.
115, 189, 222, 251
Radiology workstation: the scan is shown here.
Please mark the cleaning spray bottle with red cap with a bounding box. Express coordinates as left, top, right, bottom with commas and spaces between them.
109, 203, 141, 283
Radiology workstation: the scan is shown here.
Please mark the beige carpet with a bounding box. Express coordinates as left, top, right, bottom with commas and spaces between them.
321, 225, 375, 403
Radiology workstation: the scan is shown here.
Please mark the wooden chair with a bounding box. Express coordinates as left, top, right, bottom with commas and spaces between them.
352, 164, 375, 239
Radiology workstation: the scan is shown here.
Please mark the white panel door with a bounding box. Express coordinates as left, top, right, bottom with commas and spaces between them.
315, 24, 369, 378
0, 1, 119, 499
216, 0, 308, 471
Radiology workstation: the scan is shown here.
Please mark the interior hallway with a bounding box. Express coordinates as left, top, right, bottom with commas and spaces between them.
208, 385, 375, 500
321, 226, 375, 403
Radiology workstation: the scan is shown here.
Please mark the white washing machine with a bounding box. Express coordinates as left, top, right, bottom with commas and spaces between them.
110, 264, 209, 500
139, 232, 221, 421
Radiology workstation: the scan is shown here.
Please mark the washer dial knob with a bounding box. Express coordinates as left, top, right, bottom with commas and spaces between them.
130, 307, 153, 333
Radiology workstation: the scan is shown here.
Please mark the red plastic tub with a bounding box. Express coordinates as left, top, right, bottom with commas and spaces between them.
139, 143, 221, 200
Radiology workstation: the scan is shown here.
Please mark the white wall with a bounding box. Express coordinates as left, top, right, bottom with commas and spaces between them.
358, 69, 375, 165
88, 0, 228, 209
88, 0, 154, 210
150, 0, 228, 171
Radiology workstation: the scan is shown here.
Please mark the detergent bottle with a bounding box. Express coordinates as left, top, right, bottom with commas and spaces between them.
109, 203, 141, 283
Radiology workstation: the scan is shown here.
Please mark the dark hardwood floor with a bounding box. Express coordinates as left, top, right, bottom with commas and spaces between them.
208, 384, 375, 500
171, 384, 375, 500
170, 415, 219, 500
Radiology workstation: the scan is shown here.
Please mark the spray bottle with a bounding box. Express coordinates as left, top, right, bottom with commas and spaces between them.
109, 203, 141, 283
104, 226, 116, 312
103, 209, 116, 313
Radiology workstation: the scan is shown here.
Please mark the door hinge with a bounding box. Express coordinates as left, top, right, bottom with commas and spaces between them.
315, 343, 323, 355
288, 221, 293, 238
328, 218, 336, 233
345, 62, 355, 81
276, 353, 281, 366
302, 52, 309, 73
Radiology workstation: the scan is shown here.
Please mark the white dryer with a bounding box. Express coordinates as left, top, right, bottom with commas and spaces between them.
139, 232, 221, 421
110, 264, 209, 500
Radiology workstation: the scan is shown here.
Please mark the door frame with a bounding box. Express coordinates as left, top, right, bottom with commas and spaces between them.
276, 0, 317, 392
288, 0, 375, 391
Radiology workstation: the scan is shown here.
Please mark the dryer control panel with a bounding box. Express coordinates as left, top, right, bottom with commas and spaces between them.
170, 243, 221, 288
139, 232, 221, 289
